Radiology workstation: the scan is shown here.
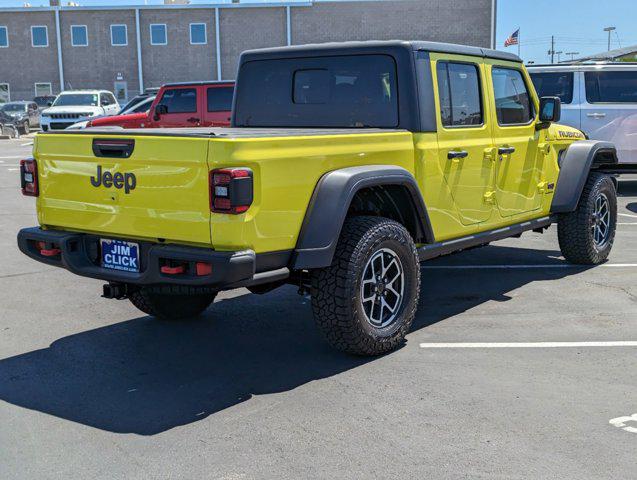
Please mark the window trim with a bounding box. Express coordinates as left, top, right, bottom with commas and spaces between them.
189, 22, 207, 45
34, 82, 52, 97
31, 25, 49, 48
70, 24, 88, 47
584, 70, 637, 104
491, 65, 536, 127
436, 60, 485, 130
110, 24, 128, 47
149, 23, 167, 46
0, 26, 8, 48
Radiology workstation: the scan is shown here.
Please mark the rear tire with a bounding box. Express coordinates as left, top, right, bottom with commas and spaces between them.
558, 173, 617, 265
20, 120, 29, 135
310, 216, 420, 356
129, 288, 216, 320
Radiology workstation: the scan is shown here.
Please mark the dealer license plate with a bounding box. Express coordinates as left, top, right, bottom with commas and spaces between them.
100, 239, 140, 273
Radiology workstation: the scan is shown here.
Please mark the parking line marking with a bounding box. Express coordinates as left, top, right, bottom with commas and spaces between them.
0, 156, 22, 159
619, 213, 637, 219
21, 142, 33, 146
420, 341, 637, 349
422, 263, 637, 270
618, 222, 637, 225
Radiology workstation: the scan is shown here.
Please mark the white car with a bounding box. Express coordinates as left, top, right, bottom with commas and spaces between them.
40, 90, 119, 131
528, 63, 637, 164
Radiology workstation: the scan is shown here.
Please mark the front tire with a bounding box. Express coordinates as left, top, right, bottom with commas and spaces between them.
558, 173, 617, 264
129, 287, 216, 320
310, 216, 420, 356
20, 120, 29, 135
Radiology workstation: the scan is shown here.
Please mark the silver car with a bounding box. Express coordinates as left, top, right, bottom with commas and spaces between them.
528, 63, 637, 164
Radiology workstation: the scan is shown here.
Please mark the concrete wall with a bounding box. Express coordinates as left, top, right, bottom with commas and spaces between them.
140, 8, 217, 88
0, 11, 59, 101
219, 7, 286, 81
0, 0, 493, 101
59, 10, 139, 94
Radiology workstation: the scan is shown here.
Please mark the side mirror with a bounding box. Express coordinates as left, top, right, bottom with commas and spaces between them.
46, 101, 52, 107
536, 96, 561, 129
154, 104, 167, 121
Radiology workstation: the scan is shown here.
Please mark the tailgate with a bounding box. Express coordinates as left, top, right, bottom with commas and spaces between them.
35, 133, 212, 246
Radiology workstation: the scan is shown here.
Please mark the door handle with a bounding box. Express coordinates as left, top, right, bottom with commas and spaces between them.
447, 150, 468, 159
187, 117, 200, 123
498, 146, 516, 155
586, 112, 606, 118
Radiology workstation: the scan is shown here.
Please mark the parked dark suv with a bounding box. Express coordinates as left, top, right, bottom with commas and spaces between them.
0, 101, 40, 133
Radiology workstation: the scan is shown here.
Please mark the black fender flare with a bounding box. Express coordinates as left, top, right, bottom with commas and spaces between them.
291, 165, 434, 270
551, 140, 618, 213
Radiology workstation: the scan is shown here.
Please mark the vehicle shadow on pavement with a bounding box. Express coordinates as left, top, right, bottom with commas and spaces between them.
0, 246, 591, 435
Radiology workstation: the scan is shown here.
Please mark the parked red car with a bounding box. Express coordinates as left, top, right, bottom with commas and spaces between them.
88, 81, 234, 129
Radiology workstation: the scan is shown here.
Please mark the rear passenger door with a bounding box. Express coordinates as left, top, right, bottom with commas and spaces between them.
153, 86, 200, 127
485, 61, 543, 217
432, 54, 495, 225
581, 69, 637, 163
203, 85, 233, 126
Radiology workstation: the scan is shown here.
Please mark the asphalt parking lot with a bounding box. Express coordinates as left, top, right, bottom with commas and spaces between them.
1, 136, 636, 479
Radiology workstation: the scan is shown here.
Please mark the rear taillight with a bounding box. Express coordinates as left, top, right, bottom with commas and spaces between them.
20, 158, 38, 196
210, 168, 253, 214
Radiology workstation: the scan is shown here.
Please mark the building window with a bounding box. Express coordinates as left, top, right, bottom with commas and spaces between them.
31, 26, 48, 47
0, 84, 10, 103
71, 25, 88, 47
0, 26, 8, 48
110, 24, 128, 46
190, 23, 206, 45
35, 83, 52, 97
150, 24, 167, 45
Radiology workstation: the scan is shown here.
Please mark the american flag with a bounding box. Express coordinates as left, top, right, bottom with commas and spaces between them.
504, 29, 519, 47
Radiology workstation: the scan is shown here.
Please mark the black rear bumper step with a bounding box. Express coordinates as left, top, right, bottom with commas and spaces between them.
17, 227, 262, 288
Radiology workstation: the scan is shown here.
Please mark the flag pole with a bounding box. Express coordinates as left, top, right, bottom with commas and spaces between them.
518, 28, 521, 57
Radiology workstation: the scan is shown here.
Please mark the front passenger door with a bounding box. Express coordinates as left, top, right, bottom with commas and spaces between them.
486, 63, 543, 217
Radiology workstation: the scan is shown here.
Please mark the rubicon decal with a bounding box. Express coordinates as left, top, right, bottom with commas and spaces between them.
558, 130, 585, 139
90, 165, 137, 194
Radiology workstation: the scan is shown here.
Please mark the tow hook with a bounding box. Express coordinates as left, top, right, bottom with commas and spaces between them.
102, 282, 129, 300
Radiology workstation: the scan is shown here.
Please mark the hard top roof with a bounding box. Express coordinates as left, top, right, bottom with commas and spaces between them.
241, 40, 521, 63
162, 81, 235, 87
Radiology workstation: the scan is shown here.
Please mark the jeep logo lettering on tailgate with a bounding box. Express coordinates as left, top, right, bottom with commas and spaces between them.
90, 165, 136, 194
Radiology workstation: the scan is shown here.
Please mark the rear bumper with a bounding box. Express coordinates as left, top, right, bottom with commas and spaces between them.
17, 227, 256, 288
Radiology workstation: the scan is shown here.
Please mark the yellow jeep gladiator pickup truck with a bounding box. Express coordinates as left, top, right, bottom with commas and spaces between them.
18, 41, 619, 355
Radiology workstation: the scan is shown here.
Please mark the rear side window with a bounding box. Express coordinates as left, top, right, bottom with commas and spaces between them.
207, 86, 234, 112
491, 67, 534, 125
157, 88, 197, 113
529, 72, 574, 104
234, 54, 398, 128
436, 62, 483, 127
585, 71, 637, 103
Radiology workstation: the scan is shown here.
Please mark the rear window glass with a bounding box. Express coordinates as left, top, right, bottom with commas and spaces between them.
585, 71, 637, 103
207, 86, 234, 112
234, 54, 398, 128
529, 72, 574, 104
157, 88, 197, 113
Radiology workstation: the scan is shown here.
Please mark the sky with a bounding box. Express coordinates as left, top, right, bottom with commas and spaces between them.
1, 0, 636, 63
496, 0, 637, 63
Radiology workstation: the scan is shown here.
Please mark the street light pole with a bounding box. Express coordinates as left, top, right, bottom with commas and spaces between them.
555, 51, 563, 63
566, 51, 579, 61
604, 26, 616, 51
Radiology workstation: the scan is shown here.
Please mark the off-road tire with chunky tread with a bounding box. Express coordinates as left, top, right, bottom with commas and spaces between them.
129, 287, 216, 320
558, 172, 617, 265
310, 216, 420, 356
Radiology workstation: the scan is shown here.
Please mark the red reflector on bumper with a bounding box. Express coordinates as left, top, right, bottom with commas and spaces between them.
195, 262, 212, 276
40, 248, 61, 257
161, 265, 185, 275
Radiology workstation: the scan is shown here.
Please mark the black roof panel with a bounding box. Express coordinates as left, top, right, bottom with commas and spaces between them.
240, 40, 521, 63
